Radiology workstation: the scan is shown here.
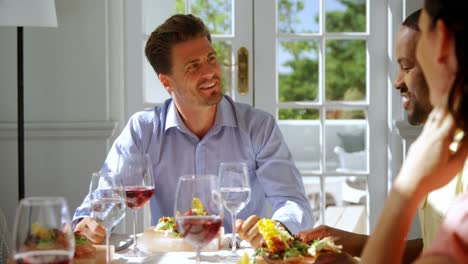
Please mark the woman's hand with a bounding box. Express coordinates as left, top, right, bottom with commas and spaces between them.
297, 225, 368, 257
395, 107, 468, 198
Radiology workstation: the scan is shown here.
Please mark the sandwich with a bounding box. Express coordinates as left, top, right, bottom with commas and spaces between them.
154, 216, 180, 237
254, 219, 343, 263
307, 236, 342, 259
254, 219, 310, 263
73, 232, 97, 259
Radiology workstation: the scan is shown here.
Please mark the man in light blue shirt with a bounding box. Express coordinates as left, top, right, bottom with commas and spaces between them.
73, 14, 313, 246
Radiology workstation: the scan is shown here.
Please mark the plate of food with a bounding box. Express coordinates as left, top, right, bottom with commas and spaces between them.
138, 198, 222, 253
252, 219, 356, 264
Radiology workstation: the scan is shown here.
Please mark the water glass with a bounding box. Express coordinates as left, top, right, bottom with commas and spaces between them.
88, 172, 126, 264
218, 162, 251, 254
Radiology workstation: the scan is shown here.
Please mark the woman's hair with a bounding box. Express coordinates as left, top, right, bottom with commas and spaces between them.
425, 0, 468, 132
145, 14, 211, 76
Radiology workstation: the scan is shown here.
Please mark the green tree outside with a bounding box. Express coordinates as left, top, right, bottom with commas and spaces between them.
278, 0, 366, 120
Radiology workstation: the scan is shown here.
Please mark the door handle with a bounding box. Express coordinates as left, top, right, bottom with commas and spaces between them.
237, 47, 249, 95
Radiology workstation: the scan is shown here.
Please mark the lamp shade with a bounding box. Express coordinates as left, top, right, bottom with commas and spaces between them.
0, 0, 57, 27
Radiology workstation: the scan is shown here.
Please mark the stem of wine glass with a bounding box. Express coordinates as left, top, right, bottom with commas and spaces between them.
105, 229, 111, 264
231, 212, 237, 253
132, 209, 137, 252
195, 245, 202, 264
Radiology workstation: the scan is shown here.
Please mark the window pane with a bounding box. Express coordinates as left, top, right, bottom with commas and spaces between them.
325, 0, 366, 32
324, 177, 368, 234
144, 0, 175, 35
325, 40, 366, 101
278, 118, 320, 172
278, 40, 319, 102
175, 0, 185, 13
325, 110, 367, 172
212, 41, 232, 96
278, 108, 319, 120
278, 0, 319, 33
302, 177, 322, 226
189, 0, 232, 35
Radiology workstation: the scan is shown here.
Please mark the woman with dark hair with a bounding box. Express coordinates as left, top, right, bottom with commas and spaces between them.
361, 1, 468, 263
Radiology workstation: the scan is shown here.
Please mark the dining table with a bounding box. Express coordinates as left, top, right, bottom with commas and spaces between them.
110, 233, 255, 264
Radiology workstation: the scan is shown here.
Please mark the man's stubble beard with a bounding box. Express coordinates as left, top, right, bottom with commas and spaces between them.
203, 90, 223, 106
408, 102, 430, 125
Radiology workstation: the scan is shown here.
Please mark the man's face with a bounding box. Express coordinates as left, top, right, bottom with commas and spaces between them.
160, 36, 223, 110
394, 26, 432, 125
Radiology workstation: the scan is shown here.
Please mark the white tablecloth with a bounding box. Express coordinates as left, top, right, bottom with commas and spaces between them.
111, 234, 255, 264
114, 249, 254, 264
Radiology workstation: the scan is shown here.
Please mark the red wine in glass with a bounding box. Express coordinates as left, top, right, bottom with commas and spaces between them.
176, 216, 222, 248
124, 186, 155, 209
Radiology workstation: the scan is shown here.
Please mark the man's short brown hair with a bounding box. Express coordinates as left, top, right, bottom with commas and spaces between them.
145, 14, 211, 76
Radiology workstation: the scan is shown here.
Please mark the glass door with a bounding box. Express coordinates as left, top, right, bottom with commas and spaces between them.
255, 0, 387, 233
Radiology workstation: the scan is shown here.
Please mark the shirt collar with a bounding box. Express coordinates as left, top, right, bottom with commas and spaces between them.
164, 96, 238, 133
164, 101, 183, 132
213, 96, 237, 128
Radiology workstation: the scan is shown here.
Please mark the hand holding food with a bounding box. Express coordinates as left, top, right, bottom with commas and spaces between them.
254, 219, 344, 264
297, 225, 368, 257
73, 232, 97, 259
236, 215, 263, 248
74, 217, 106, 244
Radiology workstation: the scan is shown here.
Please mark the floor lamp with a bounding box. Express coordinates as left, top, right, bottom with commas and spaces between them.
0, 0, 58, 200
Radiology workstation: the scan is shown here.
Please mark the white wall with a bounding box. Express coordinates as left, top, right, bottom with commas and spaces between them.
0, 0, 126, 230
0, 27, 18, 232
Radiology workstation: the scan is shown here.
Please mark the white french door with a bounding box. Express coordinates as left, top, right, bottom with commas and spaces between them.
254, 0, 387, 233
138, 0, 388, 233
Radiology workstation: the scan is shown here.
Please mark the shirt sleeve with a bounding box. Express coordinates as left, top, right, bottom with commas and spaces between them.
421, 192, 468, 262
252, 114, 314, 234
72, 112, 150, 224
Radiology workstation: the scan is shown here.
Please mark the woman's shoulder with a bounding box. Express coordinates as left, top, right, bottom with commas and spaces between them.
421, 192, 468, 262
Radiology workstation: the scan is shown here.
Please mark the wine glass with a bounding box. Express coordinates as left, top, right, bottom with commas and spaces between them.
116, 152, 155, 257
12, 196, 75, 264
88, 172, 126, 264
174, 174, 223, 264
218, 162, 251, 254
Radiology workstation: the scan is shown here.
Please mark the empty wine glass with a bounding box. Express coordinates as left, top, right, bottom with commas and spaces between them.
218, 162, 251, 254
115, 152, 155, 257
88, 172, 126, 264
174, 174, 223, 264
12, 196, 75, 264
